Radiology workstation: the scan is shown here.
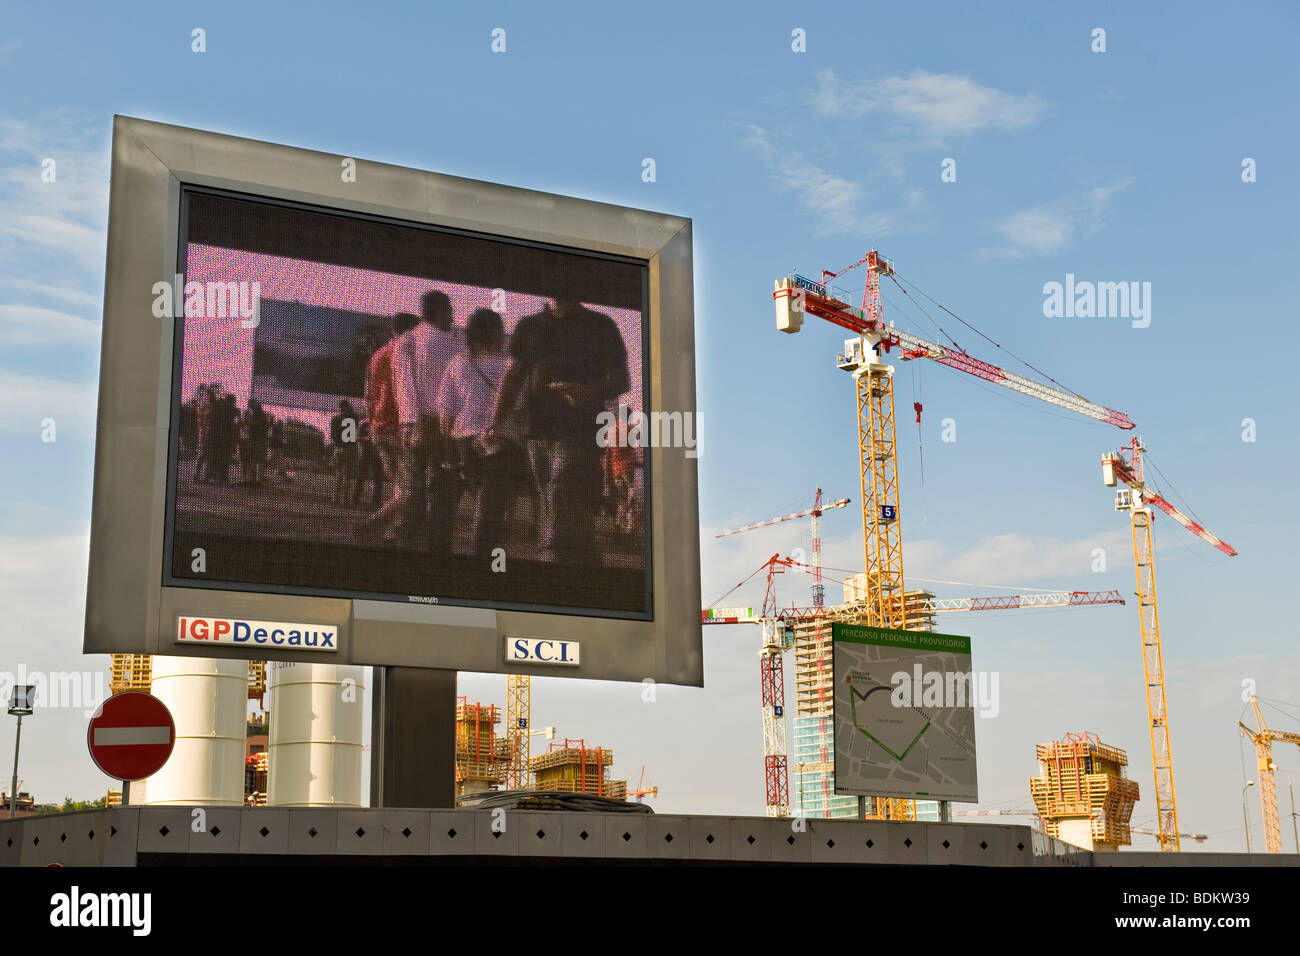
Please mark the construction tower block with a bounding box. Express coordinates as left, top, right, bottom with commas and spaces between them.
1030, 732, 1139, 851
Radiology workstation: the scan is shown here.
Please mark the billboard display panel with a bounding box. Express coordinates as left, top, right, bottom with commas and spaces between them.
832, 622, 979, 803
84, 117, 701, 684
167, 189, 649, 618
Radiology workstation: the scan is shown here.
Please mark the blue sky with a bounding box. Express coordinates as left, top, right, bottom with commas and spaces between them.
2, 1, 1298, 849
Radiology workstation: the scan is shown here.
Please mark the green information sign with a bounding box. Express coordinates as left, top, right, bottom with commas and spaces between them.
832, 622, 979, 803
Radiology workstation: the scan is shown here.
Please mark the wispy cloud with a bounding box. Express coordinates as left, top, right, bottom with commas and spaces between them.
0, 112, 108, 398
0, 304, 100, 345
742, 124, 916, 237
0, 277, 100, 311
0, 369, 98, 435
991, 179, 1134, 258
906, 530, 1131, 585
811, 69, 1047, 137
743, 70, 1045, 235
0, 116, 109, 274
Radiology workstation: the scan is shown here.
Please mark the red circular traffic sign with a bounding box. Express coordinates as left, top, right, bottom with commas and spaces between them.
87, 692, 176, 781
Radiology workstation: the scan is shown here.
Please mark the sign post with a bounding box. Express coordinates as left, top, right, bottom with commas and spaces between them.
87, 692, 176, 787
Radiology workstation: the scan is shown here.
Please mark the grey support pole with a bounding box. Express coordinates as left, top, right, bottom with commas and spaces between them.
370, 666, 457, 808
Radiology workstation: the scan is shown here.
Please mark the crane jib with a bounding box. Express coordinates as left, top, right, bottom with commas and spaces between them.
778, 279, 1136, 431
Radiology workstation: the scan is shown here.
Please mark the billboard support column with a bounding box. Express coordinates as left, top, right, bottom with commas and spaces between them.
370, 666, 456, 808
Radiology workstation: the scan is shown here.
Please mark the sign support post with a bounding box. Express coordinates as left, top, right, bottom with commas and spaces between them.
370, 666, 456, 808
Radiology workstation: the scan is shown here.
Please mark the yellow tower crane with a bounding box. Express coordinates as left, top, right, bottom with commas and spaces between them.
775, 251, 1136, 820
505, 674, 530, 790
1239, 694, 1300, 854
1102, 440, 1237, 851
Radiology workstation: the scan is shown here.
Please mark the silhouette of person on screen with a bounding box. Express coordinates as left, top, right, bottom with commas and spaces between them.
389, 290, 460, 549
487, 296, 628, 564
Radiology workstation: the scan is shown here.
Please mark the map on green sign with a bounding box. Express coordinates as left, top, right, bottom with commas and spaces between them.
833, 622, 979, 803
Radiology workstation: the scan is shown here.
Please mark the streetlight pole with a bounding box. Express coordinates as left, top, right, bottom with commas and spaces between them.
7, 685, 34, 819
1241, 780, 1255, 853
8, 714, 21, 818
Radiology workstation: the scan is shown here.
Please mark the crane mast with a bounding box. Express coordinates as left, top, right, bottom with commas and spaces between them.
845, 256, 910, 820
1103, 437, 1237, 852
715, 493, 852, 817
1238, 694, 1300, 854
759, 555, 790, 816
505, 674, 530, 790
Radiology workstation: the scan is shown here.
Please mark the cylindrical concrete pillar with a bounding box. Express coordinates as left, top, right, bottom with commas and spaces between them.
138, 656, 247, 806
267, 662, 364, 807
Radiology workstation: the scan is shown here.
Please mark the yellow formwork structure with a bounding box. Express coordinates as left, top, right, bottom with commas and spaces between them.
108, 654, 152, 694
455, 698, 511, 796
108, 654, 266, 699
529, 740, 625, 798
1030, 732, 1139, 849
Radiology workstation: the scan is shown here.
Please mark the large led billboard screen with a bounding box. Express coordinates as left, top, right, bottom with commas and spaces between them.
169, 190, 649, 618
85, 117, 701, 684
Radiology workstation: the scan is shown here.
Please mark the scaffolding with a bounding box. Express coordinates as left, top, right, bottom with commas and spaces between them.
247, 661, 266, 702
455, 697, 511, 797
1030, 732, 1139, 850
244, 751, 269, 806
108, 654, 267, 699
108, 654, 152, 694
529, 739, 626, 798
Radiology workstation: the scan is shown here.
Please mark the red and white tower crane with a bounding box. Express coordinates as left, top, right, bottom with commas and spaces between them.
715, 490, 851, 817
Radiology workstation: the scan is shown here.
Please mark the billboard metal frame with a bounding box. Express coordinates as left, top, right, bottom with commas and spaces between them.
85, 115, 702, 686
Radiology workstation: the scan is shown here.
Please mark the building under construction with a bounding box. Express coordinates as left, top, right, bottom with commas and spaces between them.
1030, 732, 1139, 851
108, 653, 152, 694
530, 739, 627, 799
788, 572, 938, 819
455, 697, 512, 797
110, 653, 266, 701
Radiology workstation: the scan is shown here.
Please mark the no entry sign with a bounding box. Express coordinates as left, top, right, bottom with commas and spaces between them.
87, 692, 175, 781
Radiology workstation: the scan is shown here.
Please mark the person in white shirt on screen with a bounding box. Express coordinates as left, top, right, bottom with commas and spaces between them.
436, 307, 522, 557
388, 290, 461, 548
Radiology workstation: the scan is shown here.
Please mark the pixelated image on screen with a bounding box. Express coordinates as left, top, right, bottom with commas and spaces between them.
166, 190, 650, 617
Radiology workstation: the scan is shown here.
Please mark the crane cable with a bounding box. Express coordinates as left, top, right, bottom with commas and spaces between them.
911, 360, 927, 522
890, 272, 1090, 402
